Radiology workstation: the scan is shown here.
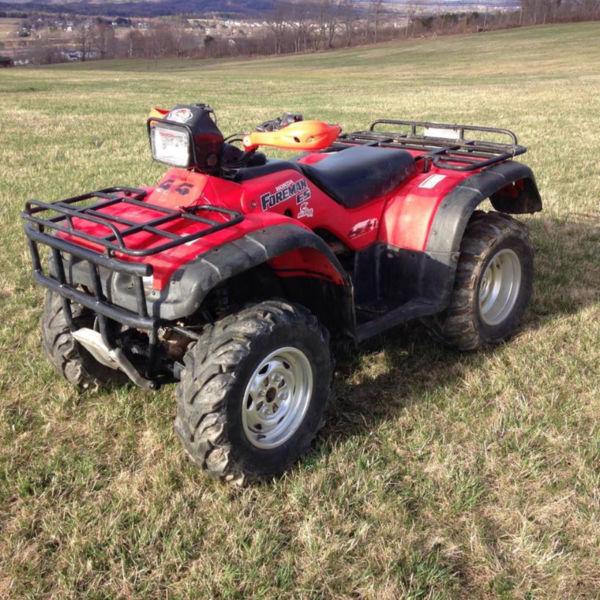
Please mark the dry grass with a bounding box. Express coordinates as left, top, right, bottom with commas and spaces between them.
0, 18, 20, 40
0, 22, 599, 599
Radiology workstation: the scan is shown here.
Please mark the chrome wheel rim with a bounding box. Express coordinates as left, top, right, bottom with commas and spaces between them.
479, 248, 522, 326
242, 347, 313, 449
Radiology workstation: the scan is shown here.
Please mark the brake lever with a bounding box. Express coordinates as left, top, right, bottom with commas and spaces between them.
255, 113, 303, 132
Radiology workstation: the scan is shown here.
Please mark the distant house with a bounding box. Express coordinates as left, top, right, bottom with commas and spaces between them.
113, 17, 132, 28
62, 50, 83, 61
0, 56, 13, 68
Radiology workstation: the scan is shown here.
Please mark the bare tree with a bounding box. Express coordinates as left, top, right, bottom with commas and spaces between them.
290, 9, 308, 53
269, 3, 290, 54
370, 0, 384, 42
30, 32, 61, 64
92, 23, 116, 60
520, 0, 600, 23
76, 23, 93, 61
339, 0, 357, 47
127, 29, 146, 58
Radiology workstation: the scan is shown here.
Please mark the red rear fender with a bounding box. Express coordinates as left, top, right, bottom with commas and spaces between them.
380, 171, 464, 251
380, 161, 542, 252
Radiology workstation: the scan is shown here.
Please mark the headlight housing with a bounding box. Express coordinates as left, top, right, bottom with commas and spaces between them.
149, 121, 193, 168
147, 104, 224, 173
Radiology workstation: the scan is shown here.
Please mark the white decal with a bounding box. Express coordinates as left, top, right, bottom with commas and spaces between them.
167, 108, 193, 123
419, 174, 446, 189
261, 178, 311, 211
423, 127, 461, 141
349, 218, 378, 239
297, 201, 314, 219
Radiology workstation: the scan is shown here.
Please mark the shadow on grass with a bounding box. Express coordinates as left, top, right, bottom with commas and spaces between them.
527, 214, 600, 323
319, 214, 600, 445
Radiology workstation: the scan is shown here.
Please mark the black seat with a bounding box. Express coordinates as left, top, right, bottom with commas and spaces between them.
299, 146, 416, 209
232, 159, 303, 182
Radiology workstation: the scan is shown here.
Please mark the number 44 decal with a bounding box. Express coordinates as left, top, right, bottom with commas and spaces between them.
158, 178, 194, 196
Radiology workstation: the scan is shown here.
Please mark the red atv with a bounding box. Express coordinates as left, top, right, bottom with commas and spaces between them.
22, 104, 542, 482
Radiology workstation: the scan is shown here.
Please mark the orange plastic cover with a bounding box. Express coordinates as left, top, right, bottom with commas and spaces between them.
243, 120, 341, 152
149, 107, 170, 119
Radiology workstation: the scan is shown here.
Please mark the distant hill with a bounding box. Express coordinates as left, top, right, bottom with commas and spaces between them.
0, 0, 277, 17
0, 0, 519, 18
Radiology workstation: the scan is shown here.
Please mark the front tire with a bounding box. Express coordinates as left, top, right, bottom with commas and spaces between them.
175, 300, 332, 483
424, 211, 534, 351
41, 291, 129, 389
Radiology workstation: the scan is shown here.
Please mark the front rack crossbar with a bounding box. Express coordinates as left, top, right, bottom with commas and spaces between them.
22, 186, 244, 258
24, 222, 160, 382
336, 119, 527, 171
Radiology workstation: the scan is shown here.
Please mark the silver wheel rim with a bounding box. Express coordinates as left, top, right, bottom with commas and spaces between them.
242, 347, 313, 449
479, 248, 522, 326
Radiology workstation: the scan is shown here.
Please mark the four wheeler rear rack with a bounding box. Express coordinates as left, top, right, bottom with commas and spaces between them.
336, 119, 527, 172
22, 187, 243, 258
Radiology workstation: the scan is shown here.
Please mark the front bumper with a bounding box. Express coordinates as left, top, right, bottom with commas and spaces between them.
26, 224, 157, 332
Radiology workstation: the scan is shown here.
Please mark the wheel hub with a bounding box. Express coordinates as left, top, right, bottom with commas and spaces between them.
478, 248, 522, 326
242, 347, 313, 449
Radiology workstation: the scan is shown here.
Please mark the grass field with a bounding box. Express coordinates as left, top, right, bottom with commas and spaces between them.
0, 22, 599, 599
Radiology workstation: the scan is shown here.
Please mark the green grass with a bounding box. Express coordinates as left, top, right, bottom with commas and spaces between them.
1, 22, 599, 599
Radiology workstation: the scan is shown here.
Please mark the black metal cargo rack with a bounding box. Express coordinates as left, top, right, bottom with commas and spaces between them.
22, 186, 243, 258
335, 119, 527, 172
21, 187, 243, 385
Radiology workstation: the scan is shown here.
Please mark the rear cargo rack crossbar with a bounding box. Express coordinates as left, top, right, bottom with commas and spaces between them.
22, 186, 244, 258
336, 119, 527, 171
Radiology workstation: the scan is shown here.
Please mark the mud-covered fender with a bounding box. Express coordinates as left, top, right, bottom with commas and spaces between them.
420, 161, 542, 306
144, 223, 354, 325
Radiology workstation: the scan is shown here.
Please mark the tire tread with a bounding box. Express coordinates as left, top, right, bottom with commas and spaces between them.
423, 211, 533, 351
41, 291, 128, 389
175, 300, 331, 484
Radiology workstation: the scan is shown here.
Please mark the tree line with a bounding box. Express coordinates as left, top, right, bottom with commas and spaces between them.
26, 0, 600, 64
519, 0, 600, 24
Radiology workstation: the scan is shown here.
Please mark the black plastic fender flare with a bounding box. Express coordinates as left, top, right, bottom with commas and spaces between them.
144, 223, 354, 323
421, 160, 542, 307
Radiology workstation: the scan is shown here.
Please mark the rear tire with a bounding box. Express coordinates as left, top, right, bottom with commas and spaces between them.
41, 290, 128, 390
424, 211, 534, 351
175, 300, 332, 484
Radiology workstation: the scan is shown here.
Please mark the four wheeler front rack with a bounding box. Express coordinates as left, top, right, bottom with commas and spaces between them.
21, 187, 244, 387
22, 187, 243, 258
336, 119, 527, 171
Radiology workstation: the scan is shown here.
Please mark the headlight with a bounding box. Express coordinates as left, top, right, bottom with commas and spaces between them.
149, 122, 192, 167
